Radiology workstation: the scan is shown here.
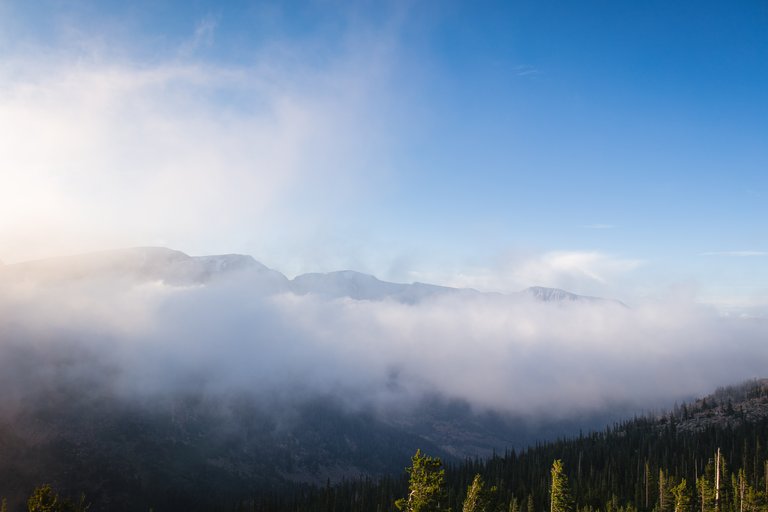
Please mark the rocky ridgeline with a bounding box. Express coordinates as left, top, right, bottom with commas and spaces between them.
659, 379, 768, 434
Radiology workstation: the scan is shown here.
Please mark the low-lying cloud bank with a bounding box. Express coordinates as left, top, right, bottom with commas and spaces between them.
1, 250, 766, 421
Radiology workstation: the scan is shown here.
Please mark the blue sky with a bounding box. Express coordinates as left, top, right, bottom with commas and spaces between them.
0, 0, 766, 310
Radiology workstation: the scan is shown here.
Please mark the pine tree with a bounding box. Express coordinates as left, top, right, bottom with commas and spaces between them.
659, 469, 674, 512
551, 460, 573, 512
672, 479, 691, 512
396, 450, 450, 512
28, 485, 60, 512
26, 485, 89, 512
645, 461, 653, 511
697, 475, 715, 512
731, 469, 753, 512
463, 474, 491, 512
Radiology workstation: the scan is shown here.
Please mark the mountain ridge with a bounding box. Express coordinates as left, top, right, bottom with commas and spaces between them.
0, 246, 625, 306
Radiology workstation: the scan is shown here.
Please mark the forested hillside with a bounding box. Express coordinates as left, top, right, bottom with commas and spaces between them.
6, 379, 768, 511
229, 379, 768, 512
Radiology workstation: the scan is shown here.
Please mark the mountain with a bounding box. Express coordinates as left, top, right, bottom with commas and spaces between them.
522, 286, 628, 306
0, 247, 631, 510
290, 270, 478, 303
0, 247, 620, 305
0, 247, 289, 290
240, 378, 768, 512
5, 375, 768, 511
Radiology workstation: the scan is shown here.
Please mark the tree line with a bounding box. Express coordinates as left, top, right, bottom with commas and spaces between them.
227, 380, 768, 512
6, 380, 768, 511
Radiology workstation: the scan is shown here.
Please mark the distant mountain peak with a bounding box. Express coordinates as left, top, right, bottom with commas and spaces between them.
1, 247, 286, 289
524, 286, 581, 301
329, 270, 383, 281
522, 286, 627, 307
1, 247, 626, 306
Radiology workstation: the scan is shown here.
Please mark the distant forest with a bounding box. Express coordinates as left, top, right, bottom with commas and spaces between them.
232, 379, 768, 512
9, 380, 768, 512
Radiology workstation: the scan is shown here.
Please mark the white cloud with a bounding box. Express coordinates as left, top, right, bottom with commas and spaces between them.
0, 23, 396, 263
179, 15, 219, 57
412, 250, 644, 297
518, 250, 641, 285
513, 65, 541, 77
0, 267, 765, 418
700, 251, 768, 257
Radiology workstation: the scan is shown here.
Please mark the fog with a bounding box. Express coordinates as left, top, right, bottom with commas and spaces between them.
1, 253, 765, 423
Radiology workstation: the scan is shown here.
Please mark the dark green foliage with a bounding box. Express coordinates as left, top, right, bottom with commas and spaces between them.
671, 479, 690, 512
15, 379, 768, 512
463, 474, 499, 512
550, 460, 572, 512
220, 379, 768, 512
27, 485, 59, 512
658, 469, 674, 512
27, 485, 89, 512
396, 449, 451, 512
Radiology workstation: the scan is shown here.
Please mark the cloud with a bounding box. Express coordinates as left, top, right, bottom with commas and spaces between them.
412, 251, 644, 297
1, 262, 764, 420
0, 16, 397, 263
519, 251, 642, 285
513, 65, 541, 77
178, 15, 219, 57
581, 224, 615, 229
700, 251, 768, 257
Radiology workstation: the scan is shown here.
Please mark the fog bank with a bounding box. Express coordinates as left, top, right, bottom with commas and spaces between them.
1, 250, 765, 420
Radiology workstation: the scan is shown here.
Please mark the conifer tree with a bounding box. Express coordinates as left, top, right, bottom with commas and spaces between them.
672, 479, 691, 512
697, 476, 715, 512
550, 460, 572, 512
28, 485, 60, 512
463, 474, 491, 512
27, 485, 89, 512
396, 450, 450, 512
732, 469, 753, 512
659, 469, 674, 512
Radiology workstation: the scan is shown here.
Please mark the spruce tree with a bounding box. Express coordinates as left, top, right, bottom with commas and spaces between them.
396, 449, 450, 512
672, 479, 691, 512
28, 485, 60, 512
659, 469, 674, 512
463, 474, 491, 512
26, 485, 89, 512
550, 460, 573, 512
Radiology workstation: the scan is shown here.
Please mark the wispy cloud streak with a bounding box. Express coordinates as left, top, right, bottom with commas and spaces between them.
700, 251, 768, 257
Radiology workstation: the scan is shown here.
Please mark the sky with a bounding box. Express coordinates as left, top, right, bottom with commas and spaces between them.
1, 0, 767, 312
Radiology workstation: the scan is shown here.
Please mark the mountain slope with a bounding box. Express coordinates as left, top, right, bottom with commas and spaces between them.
0, 247, 634, 510
6, 377, 768, 512
0, 247, 290, 290
0, 247, 621, 305
219, 378, 768, 512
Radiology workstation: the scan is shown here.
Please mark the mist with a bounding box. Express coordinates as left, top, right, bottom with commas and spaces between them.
1, 252, 765, 423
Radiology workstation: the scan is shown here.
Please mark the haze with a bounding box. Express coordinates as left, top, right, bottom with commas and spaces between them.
1, 0, 767, 423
